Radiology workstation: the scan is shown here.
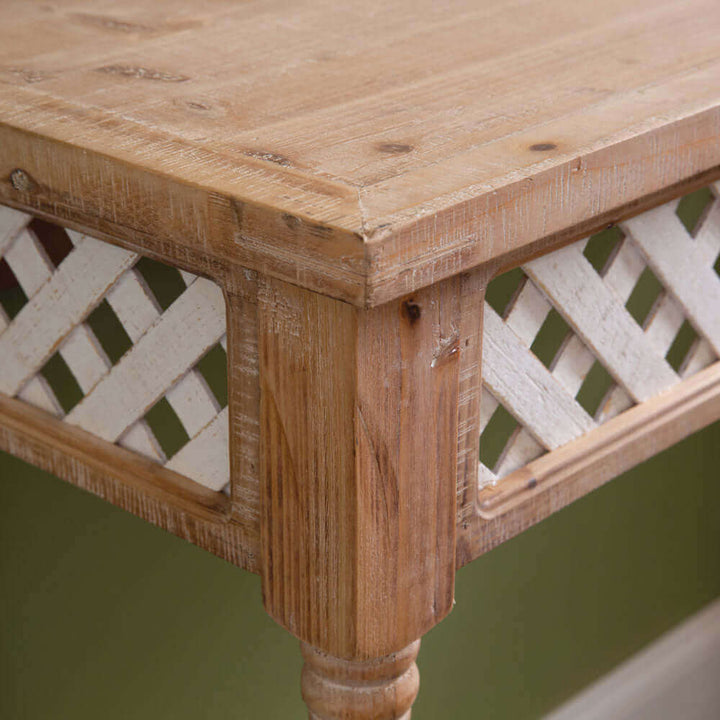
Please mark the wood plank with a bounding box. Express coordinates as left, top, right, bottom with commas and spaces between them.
66, 277, 226, 442
165, 369, 220, 439
3, 228, 53, 296
166, 408, 229, 493
483, 306, 595, 450
1, 1, 720, 305
0, 391, 258, 572
525, 244, 678, 402
0, 237, 136, 396
118, 419, 166, 463
104, 268, 161, 343
457, 361, 720, 566
625, 205, 720, 355
259, 275, 462, 658
58, 324, 110, 395
0, 205, 30, 256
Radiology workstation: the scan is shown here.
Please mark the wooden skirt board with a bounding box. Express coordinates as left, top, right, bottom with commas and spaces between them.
1, 184, 720, 575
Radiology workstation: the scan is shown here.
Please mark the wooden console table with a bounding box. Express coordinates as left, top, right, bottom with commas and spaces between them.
2, 1, 720, 717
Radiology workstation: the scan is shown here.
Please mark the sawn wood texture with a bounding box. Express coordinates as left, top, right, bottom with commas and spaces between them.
2, 0, 720, 305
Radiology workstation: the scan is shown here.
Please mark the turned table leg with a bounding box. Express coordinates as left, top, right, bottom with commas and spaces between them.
301, 641, 421, 720
253, 271, 485, 717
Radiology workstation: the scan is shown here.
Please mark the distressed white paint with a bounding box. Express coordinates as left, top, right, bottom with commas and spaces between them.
0, 213, 231, 493
166, 408, 229, 492
483, 306, 596, 451
0, 236, 137, 396
480, 190, 720, 484
66, 277, 226, 443
625, 206, 720, 355
525, 243, 678, 402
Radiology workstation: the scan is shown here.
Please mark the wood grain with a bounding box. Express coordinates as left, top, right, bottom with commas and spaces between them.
258, 275, 473, 659
458, 361, 720, 566
0, 392, 259, 571
2, 1, 720, 305
301, 640, 420, 720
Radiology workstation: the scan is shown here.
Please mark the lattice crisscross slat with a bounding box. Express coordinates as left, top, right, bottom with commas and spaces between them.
0, 209, 230, 493
479, 183, 720, 490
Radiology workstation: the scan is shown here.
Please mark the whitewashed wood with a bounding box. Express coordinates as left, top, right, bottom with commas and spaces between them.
478, 388, 499, 434
179, 270, 197, 287
118, 420, 166, 463
166, 408, 229, 492
681, 337, 716, 378
66, 277, 226, 442
601, 237, 645, 301
643, 294, 685, 355
17, 375, 62, 417
483, 306, 595, 450
59, 324, 110, 395
550, 335, 596, 397
0, 212, 232, 494
494, 429, 545, 478
477, 463, 499, 490
504, 280, 551, 346
165, 369, 220, 438
4, 228, 53, 296
105, 269, 161, 343
596, 385, 634, 424
525, 243, 678, 402
0, 206, 31, 256
0, 237, 137, 396
693, 198, 720, 265
625, 206, 720, 355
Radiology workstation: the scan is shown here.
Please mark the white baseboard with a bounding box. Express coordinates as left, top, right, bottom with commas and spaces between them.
545, 597, 720, 720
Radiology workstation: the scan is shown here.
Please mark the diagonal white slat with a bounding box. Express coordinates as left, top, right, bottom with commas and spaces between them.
118, 420, 166, 463
66, 277, 226, 442
105, 269, 161, 343
525, 243, 678, 402
478, 387, 499, 434
504, 280, 551, 346
643, 294, 685, 357
550, 334, 596, 397
602, 237, 645, 302
624, 205, 720, 356
166, 408, 229, 492
4, 229, 53, 296
681, 337, 715, 379
17, 375, 63, 417
693, 197, 720, 265
483, 306, 596, 450
494, 428, 544, 478
478, 463, 498, 490
59, 324, 110, 395
597, 385, 634, 424
0, 207, 31, 257
165, 369, 220, 438
0, 237, 137, 396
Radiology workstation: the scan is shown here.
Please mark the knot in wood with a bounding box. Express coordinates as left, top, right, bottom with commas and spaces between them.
9, 169, 37, 193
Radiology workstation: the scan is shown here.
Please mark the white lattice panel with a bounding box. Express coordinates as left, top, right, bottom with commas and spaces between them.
0, 210, 229, 493
479, 183, 720, 489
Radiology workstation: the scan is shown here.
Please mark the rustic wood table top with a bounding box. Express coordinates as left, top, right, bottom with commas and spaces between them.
2, 3, 720, 718
2, 0, 720, 305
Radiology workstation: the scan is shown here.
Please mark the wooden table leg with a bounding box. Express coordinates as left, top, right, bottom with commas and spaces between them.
301, 640, 421, 719
255, 272, 484, 717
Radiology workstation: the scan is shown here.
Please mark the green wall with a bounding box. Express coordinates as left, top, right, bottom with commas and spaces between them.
2, 422, 719, 719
